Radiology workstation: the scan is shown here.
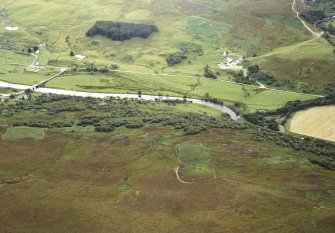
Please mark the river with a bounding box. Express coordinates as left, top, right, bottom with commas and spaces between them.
0, 80, 240, 120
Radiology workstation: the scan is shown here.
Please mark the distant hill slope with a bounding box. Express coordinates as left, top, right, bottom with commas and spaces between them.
250, 38, 335, 93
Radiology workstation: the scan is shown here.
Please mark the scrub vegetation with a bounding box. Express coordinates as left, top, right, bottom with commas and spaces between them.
1, 94, 335, 169
301, 0, 335, 44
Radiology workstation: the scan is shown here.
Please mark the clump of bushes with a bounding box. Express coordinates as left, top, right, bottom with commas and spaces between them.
125, 119, 144, 129
95, 126, 114, 132
231, 65, 295, 90
203, 65, 217, 79
166, 52, 187, 66
87, 65, 109, 73
324, 81, 335, 94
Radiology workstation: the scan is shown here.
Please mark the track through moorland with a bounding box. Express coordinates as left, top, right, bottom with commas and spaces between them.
254, 0, 325, 59
291, 0, 324, 37
174, 167, 195, 184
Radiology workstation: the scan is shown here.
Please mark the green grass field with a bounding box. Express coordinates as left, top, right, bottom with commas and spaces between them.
177, 142, 214, 181
45, 71, 316, 112
3, 127, 44, 140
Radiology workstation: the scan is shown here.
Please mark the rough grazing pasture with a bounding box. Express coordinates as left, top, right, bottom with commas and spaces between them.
0, 127, 334, 233
288, 106, 335, 142
0, 94, 334, 232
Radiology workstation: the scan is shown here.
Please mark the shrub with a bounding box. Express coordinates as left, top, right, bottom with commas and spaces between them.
166, 53, 187, 66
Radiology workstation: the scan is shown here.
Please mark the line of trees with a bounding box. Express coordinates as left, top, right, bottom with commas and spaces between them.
244, 94, 335, 133
13, 121, 73, 128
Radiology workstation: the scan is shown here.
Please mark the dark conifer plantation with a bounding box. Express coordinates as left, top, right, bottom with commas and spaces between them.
86, 21, 158, 41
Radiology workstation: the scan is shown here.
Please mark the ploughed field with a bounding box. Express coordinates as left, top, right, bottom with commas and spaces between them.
0, 95, 334, 233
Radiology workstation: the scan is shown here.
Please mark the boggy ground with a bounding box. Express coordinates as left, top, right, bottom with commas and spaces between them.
0, 126, 334, 233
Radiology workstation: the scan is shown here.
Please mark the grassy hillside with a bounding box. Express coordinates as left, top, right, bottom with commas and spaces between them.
1, 0, 311, 54
250, 37, 335, 92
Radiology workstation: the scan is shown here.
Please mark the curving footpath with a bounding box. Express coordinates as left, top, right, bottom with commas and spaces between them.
174, 167, 195, 184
